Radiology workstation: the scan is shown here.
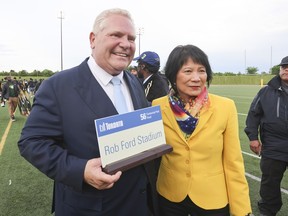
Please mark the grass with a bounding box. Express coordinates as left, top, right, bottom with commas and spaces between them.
0, 102, 52, 216
209, 85, 288, 216
0, 85, 288, 215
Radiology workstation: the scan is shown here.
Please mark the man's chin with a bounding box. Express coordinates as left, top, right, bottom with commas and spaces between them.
109, 65, 129, 75
116, 62, 130, 70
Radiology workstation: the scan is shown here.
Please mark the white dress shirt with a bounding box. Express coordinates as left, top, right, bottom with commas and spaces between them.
87, 56, 134, 112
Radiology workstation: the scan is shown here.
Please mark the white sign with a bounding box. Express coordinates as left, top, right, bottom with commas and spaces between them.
95, 106, 166, 168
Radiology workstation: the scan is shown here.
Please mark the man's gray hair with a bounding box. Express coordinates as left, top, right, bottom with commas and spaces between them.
92, 8, 135, 34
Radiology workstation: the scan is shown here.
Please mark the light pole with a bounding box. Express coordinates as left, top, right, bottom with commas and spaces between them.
58, 11, 64, 71
136, 27, 144, 56
244, 49, 247, 74
270, 46, 272, 73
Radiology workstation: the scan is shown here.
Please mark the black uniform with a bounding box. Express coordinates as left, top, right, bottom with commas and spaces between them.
245, 75, 288, 216
143, 72, 169, 102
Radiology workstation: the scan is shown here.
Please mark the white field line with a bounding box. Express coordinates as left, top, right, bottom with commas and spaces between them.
245, 172, 288, 195
242, 151, 260, 159
238, 112, 248, 116
242, 151, 288, 195
0, 120, 12, 155
239, 112, 288, 195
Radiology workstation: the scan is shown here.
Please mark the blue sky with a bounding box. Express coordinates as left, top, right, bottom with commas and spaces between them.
1, 0, 287, 73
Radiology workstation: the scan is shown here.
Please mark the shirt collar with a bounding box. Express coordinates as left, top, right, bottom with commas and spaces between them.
87, 56, 124, 85
143, 74, 153, 84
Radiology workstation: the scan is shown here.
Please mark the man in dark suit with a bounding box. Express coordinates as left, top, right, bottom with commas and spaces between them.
18, 8, 159, 216
133, 51, 169, 102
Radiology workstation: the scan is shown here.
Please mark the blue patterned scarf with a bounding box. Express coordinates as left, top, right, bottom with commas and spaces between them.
168, 87, 208, 135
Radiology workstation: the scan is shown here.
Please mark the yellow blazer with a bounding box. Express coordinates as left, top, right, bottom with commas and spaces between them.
152, 93, 252, 215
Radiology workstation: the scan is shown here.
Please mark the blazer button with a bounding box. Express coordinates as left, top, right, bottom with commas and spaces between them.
185, 146, 189, 151
186, 172, 191, 178
185, 160, 189, 164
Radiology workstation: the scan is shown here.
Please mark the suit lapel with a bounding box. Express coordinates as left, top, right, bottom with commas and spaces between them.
190, 101, 213, 138
124, 72, 146, 110
74, 61, 145, 118
161, 99, 187, 143
143, 74, 153, 88
74, 59, 117, 118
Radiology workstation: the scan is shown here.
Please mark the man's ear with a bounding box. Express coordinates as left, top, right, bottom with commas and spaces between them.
89, 32, 96, 49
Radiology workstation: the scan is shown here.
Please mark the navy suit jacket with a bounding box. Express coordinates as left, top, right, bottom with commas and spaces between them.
18, 58, 159, 216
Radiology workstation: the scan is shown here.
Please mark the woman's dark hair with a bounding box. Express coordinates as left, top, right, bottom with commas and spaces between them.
165, 44, 213, 91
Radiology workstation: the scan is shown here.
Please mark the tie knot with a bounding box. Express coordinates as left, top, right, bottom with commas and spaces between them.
111, 77, 121, 85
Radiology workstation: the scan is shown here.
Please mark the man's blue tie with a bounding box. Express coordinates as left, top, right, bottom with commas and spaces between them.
110, 77, 128, 114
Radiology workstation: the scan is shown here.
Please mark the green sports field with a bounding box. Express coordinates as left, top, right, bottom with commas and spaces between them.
0, 85, 287, 215
210, 85, 288, 216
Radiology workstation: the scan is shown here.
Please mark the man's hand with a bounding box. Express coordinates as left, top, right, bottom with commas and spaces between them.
84, 158, 122, 190
249, 140, 262, 156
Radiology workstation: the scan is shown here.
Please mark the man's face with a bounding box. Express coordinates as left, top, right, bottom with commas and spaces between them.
130, 69, 137, 76
136, 63, 145, 79
279, 65, 288, 84
90, 14, 136, 76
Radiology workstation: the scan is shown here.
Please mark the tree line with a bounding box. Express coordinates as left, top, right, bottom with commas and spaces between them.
0, 69, 56, 77
1, 64, 281, 78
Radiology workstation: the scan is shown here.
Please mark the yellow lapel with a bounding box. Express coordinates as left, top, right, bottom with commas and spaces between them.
160, 94, 215, 142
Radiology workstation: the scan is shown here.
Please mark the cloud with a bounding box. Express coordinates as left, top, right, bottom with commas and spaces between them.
0, 0, 287, 73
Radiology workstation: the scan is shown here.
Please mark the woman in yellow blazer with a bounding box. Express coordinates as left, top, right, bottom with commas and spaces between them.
152, 45, 252, 216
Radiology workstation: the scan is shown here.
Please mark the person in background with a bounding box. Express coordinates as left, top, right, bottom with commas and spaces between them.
27, 78, 36, 97
34, 78, 44, 94
0, 79, 4, 107
245, 56, 288, 216
133, 51, 169, 102
0, 79, 3, 97
130, 66, 138, 77
1, 76, 20, 121
152, 44, 252, 216
18, 8, 159, 216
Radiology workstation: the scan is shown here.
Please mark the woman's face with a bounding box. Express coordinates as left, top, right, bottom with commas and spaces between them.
175, 58, 207, 102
